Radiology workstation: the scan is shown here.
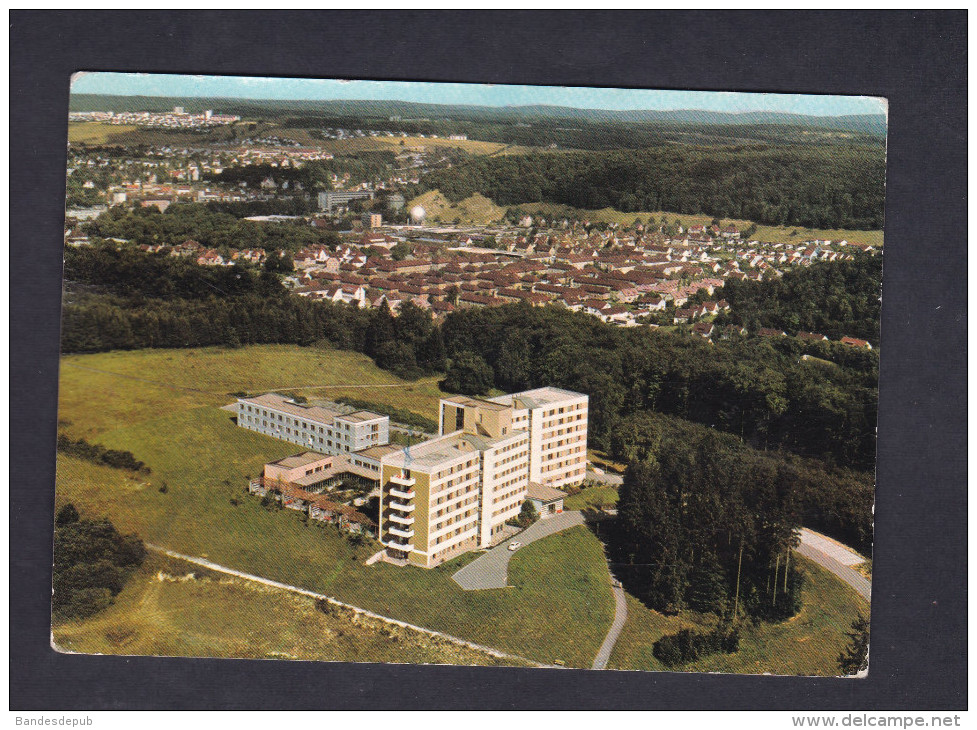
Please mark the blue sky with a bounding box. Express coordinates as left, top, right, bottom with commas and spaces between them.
72, 72, 886, 117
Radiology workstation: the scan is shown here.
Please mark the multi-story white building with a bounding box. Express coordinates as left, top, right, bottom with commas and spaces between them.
378, 388, 588, 568
236, 393, 389, 455
484, 387, 589, 489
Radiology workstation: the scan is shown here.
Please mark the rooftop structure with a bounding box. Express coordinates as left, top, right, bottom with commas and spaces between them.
236, 393, 389, 455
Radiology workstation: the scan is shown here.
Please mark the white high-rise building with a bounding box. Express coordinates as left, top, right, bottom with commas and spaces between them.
485, 387, 590, 489
377, 388, 588, 568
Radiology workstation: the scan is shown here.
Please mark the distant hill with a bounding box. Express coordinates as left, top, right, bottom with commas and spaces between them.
69, 94, 887, 137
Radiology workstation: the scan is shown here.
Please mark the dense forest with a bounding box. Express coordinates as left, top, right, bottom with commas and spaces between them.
415, 145, 886, 229
715, 255, 883, 344
613, 428, 806, 620
82, 202, 339, 252
440, 302, 879, 472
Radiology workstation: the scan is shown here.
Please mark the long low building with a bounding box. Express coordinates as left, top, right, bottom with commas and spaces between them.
236, 393, 390, 455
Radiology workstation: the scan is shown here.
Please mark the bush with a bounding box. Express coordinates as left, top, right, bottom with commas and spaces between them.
57, 434, 149, 474
52, 506, 146, 620
652, 623, 740, 666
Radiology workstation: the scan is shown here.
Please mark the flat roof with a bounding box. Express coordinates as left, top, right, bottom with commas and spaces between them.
267, 451, 331, 469
381, 429, 526, 471
488, 387, 587, 410
239, 393, 385, 426
381, 432, 478, 471
527, 481, 566, 502
354, 443, 402, 460
336, 410, 387, 423
440, 394, 512, 412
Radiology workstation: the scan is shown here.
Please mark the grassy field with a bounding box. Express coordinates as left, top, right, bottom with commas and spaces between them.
564, 484, 620, 511
68, 121, 238, 147
410, 190, 509, 226
517, 202, 884, 247
407, 191, 884, 248
52, 553, 531, 667
607, 554, 869, 676
57, 345, 444, 439
55, 344, 865, 672
55, 345, 615, 667
67, 122, 140, 144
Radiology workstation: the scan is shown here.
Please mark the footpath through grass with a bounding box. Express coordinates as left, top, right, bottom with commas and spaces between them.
607, 554, 868, 676
53, 554, 531, 667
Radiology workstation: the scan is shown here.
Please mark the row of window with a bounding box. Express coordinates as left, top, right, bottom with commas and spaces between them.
491, 492, 525, 519
432, 520, 477, 545
432, 495, 478, 521
431, 458, 479, 484
433, 506, 478, 534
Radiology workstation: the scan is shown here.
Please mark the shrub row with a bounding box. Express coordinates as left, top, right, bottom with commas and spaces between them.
652, 624, 740, 667
57, 434, 150, 474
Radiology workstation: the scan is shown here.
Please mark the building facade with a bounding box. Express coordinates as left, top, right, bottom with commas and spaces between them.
236, 393, 389, 455
483, 387, 589, 489
378, 387, 588, 568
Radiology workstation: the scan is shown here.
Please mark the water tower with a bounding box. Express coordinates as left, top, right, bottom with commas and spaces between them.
410, 205, 426, 225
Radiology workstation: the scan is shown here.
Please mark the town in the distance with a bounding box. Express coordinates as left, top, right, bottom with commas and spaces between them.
67, 103, 877, 345
55, 83, 881, 675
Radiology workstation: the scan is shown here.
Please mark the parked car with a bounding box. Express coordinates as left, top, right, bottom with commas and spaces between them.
507, 541, 522, 551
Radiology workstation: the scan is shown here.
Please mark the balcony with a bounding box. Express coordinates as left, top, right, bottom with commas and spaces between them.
389, 513, 415, 526
381, 538, 411, 551
388, 487, 415, 500
387, 499, 415, 513
388, 525, 415, 539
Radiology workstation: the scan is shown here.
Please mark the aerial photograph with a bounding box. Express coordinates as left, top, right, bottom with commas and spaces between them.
54, 72, 883, 675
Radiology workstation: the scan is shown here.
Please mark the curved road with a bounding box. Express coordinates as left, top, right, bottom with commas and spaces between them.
797, 528, 872, 603
452, 511, 585, 590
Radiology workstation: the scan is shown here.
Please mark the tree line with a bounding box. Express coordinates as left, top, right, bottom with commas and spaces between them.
61, 245, 448, 381
57, 434, 150, 474
414, 144, 885, 230
715, 254, 883, 344
63, 247, 879, 475
440, 299, 878, 472
83, 202, 339, 253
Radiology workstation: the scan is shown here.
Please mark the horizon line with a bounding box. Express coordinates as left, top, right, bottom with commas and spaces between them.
70, 73, 887, 118
70, 91, 887, 119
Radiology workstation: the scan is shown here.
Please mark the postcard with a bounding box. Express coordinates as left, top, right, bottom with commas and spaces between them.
54, 72, 881, 675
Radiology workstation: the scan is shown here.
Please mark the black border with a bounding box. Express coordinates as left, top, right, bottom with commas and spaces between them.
10, 10, 967, 711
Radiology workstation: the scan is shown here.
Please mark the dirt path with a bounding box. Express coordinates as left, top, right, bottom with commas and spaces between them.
146, 543, 557, 668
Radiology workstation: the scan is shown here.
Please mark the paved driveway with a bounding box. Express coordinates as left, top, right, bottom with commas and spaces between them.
452, 511, 585, 590
797, 528, 872, 603
587, 468, 623, 486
